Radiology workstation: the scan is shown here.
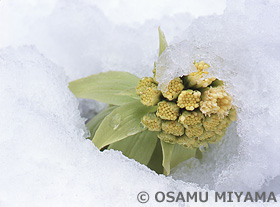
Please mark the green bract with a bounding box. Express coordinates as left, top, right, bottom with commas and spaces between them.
69, 71, 140, 105
92, 100, 157, 149
108, 130, 158, 165
86, 105, 118, 139
158, 27, 168, 56
69, 27, 236, 175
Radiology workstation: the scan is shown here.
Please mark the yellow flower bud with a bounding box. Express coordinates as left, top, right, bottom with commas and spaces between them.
214, 117, 231, 135
141, 113, 162, 131
177, 89, 201, 111
185, 123, 204, 138
136, 58, 236, 151
177, 135, 200, 149
199, 131, 216, 141
228, 107, 237, 121
136, 77, 156, 95
156, 101, 180, 120
161, 77, 184, 100
191, 60, 210, 78
202, 114, 222, 131
207, 131, 225, 143
200, 86, 232, 117
211, 79, 224, 87
178, 111, 203, 127
140, 85, 161, 106
199, 77, 216, 88
157, 132, 177, 144
184, 75, 216, 89
152, 62, 159, 84
208, 133, 224, 143
162, 120, 184, 136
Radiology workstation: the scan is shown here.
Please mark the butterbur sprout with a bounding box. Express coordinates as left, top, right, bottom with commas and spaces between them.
177, 135, 200, 149
161, 77, 184, 100
69, 27, 236, 176
215, 117, 232, 135
178, 111, 203, 127
177, 89, 201, 110
162, 120, 185, 136
200, 86, 232, 117
157, 132, 177, 144
199, 131, 216, 141
183, 61, 216, 89
156, 101, 180, 120
140, 85, 161, 106
202, 114, 221, 131
228, 107, 237, 122
185, 124, 204, 138
136, 77, 155, 95
141, 113, 162, 131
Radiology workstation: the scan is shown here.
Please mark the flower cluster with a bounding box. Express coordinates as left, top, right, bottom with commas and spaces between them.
69, 28, 238, 175
138, 61, 236, 149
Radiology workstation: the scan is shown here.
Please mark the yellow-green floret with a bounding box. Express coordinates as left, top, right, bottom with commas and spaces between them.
193, 61, 210, 77
177, 90, 201, 110
200, 86, 232, 117
152, 62, 159, 84
177, 135, 200, 149
202, 114, 222, 131
157, 132, 177, 144
228, 107, 237, 121
136, 58, 236, 150
199, 131, 216, 141
185, 124, 204, 138
136, 77, 156, 95
141, 113, 162, 131
161, 77, 184, 100
140, 85, 161, 106
178, 111, 203, 127
185, 75, 216, 89
156, 101, 180, 120
206, 133, 224, 144
214, 117, 232, 134
183, 61, 216, 89
162, 120, 184, 136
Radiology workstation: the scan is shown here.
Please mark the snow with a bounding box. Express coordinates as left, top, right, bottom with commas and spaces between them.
1, 0, 280, 206
0, 46, 194, 207
0, 0, 194, 81
0, 46, 264, 207
157, 0, 280, 194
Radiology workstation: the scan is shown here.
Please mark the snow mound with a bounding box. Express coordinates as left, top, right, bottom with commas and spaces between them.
161, 0, 280, 193
0, 45, 276, 207
0, 46, 210, 207
0, 0, 280, 205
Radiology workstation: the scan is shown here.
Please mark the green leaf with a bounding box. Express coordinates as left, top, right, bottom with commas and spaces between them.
108, 130, 158, 165
92, 100, 157, 149
69, 71, 140, 105
116, 87, 139, 100
86, 105, 118, 140
160, 140, 175, 175
158, 27, 168, 57
195, 148, 203, 160
160, 142, 196, 175
170, 144, 196, 169
147, 139, 163, 174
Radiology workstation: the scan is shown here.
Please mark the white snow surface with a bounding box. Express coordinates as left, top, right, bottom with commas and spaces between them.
1, 0, 280, 206
1, 46, 265, 207
157, 0, 280, 194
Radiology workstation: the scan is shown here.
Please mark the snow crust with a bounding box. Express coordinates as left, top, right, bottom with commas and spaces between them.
0, 47, 195, 207
0, 0, 195, 81
2, 46, 270, 207
1, 0, 280, 206
157, 0, 280, 194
